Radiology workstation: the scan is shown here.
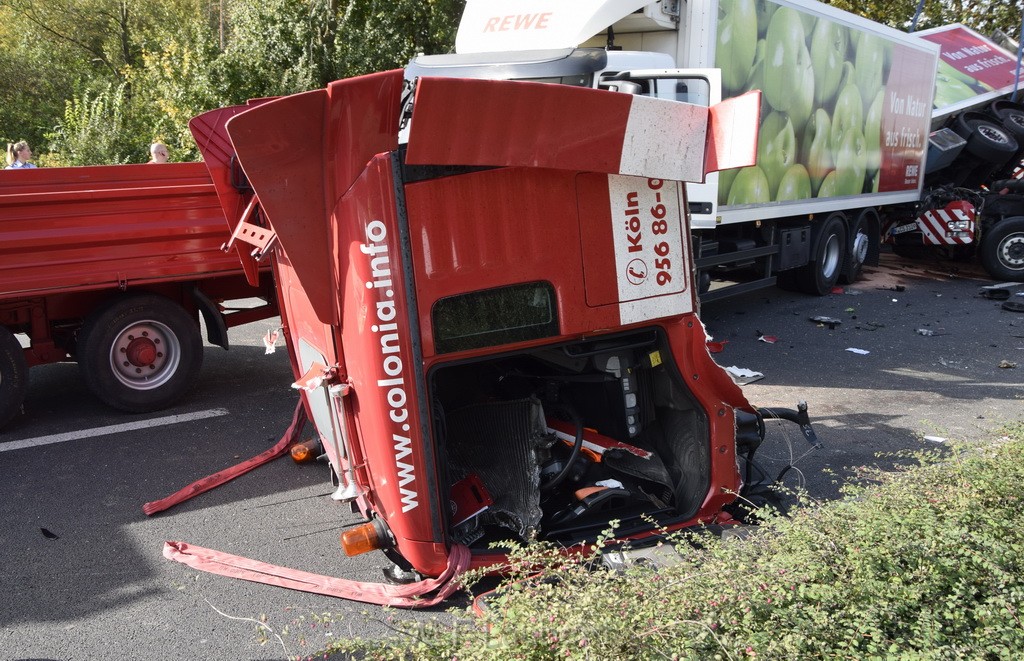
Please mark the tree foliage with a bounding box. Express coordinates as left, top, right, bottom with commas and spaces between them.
1, 0, 464, 165
824, 0, 1024, 38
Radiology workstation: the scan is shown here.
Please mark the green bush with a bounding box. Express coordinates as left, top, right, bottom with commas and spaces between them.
287, 424, 1024, 660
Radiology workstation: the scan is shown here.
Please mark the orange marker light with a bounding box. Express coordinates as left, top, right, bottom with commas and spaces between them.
341, 520, 388, 557
290, 439, 319, 463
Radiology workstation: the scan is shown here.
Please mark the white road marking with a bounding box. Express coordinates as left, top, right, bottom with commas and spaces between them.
0, 408, 229, 453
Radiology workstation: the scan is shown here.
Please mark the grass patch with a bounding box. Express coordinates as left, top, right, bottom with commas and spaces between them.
286, 422, 1024, 660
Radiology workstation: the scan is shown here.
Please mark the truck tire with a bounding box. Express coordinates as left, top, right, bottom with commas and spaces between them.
0, 327, 29, 428
839, 209, 875, 284
980, 217, 1024, 281
77, 294, 203, 412
796, 213, 847, 295
963, 120, 1018, 163
990, 100, 1024, 139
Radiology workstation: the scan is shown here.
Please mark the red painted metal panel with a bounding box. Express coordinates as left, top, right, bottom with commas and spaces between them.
704, 90, 761, 175
0, 164, 241, 300
190, 104, 272, 286
336, 155, 443, 568
224, 88, 333, 323
406, 77, 630, 173
225, 70, 405, 326
403, 167, 623, 358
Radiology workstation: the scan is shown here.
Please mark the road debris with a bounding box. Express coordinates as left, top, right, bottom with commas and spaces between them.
923, 435, 946, 444
811, 316, 842, 329
757, 334, 778, 344
724, 366, 765, 385
846, 348, 870, 355
999, 360, 1018, 368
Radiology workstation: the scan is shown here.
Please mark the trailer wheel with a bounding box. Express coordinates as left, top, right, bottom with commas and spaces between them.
839, 209, 875, 284
78, 294, 203, 412
990, 101, 1024, 139
0, 327, 28, 428
980, 217, 1024, 281
963, 120, 1018, 163
796, 213, 847, 295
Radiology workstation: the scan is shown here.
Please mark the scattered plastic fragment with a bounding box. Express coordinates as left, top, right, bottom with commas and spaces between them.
263, 327, 281, 354
916, 328, 935, 336
706, 341, 728, 353
811, 316, 842, 329
846, 347, 870, 355
725, 366, 764, 385
999, 360, 1018, 369
757, 335, 778, 343
923, 435, 946, 444
830, 286, 844, 294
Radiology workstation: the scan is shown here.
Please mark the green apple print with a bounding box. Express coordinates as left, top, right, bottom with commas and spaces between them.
830, 83, 863, 155
933, 61, 979, 107
754, 0, 778, 35
763, 7, 813, 115
718, 167, 741, 206
817, 170, 838, 198
744, 39, 766, 94
864, 89, 883, 176
727, 166, 771, 204
758, 111, 797, 199
854, 34, 885, 113
717, 0, 758, 96
834, 127, 867, 196
810, 18, 848, 107
789, 48, 816, 134
801, 108, 834, 196
776, 164, 812, 201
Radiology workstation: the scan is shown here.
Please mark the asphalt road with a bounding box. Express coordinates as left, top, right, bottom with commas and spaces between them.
1, 252, 1022, 660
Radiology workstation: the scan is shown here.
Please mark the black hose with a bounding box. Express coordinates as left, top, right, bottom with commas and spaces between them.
758, 401, 822, 449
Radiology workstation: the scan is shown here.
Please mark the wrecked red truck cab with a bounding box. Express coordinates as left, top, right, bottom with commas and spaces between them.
200, 70, 816, 583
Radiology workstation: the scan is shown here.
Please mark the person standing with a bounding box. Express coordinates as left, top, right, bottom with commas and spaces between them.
149, 142, 169, 163
5, 141, 36, 169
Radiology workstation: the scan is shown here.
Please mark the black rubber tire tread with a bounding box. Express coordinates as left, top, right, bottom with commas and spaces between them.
963, 120, 1018, 162
77, 294, 203, 412
796, 213, 847, 295
839, 209, 876, 284
980, 216, 1024, 281
0, 326, 29, 429
952, 111, 992, 141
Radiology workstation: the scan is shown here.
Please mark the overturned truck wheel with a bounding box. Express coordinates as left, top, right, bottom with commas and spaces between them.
980, 217, 1024, 281
77, 294, 203, 412
0, 326, 29, 428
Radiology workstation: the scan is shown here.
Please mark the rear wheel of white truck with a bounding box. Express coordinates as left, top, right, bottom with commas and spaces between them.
839, 209, 875, 284
77, 294, 203, 412
797, 213, 847, 295
0, 326, 29, 428
980, 217, 1024, 281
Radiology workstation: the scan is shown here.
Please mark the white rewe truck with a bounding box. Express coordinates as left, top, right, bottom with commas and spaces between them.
409, 0, 942, 299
